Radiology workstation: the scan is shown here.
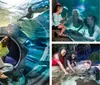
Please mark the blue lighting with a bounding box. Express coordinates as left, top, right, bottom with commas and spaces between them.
77, 5, 85, 12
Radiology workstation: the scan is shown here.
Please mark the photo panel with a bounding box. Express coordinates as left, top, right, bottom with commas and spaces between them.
52, 0, 100, 42
52, 44, 100, 85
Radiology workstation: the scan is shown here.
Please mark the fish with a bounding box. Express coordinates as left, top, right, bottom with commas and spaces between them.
19, 0, 49, 19
18, 10, 49, 40
0, 0, 49, 27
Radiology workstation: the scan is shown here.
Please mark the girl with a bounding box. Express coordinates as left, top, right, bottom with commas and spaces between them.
64, 51, 77, 73
52, 5, 68, 36
52, 48, 68, 75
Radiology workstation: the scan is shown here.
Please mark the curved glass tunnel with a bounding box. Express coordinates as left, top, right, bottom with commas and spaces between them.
0, 0, 49, 85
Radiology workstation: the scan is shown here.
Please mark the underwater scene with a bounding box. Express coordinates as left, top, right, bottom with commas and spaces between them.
0, 0, 49, 85
52, 0, 100, 41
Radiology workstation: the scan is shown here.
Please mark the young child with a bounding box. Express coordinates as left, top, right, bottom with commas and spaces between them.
64, 51, 77, 73
52, 4, 67, 36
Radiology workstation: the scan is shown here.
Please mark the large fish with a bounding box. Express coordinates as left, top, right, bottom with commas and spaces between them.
18, 10, 49, 40
0, 0, 49, 27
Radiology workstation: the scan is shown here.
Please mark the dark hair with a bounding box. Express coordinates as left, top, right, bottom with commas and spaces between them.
88, 15, 97, 22
2, 36, 11, 47
84, 15, 97, 36
70, 50, 77, 55
58, 47, 66, 53
54, 4, 62, 13
5, 36, 11, 42
68, 50, 77, 60
84, 15, 97, 27
58, 47, 66, 60
64, 50, 77, 68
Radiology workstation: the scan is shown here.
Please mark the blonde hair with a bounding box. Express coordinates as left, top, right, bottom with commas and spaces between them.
72, 9, 80, 16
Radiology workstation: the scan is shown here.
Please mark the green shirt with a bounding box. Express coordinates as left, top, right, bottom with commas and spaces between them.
0, 42, 9, 57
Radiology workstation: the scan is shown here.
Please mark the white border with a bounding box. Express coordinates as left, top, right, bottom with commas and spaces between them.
50, 0, 52, 85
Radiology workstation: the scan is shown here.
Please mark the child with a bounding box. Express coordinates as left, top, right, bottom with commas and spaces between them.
64, 51, 77, 73
52, 4, 67, 36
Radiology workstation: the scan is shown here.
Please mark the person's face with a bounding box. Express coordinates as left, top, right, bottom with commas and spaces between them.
3, 36, 9, 42
84, 62, 91, 69
71, 54, 76, 59
2, 36, 9, 46
58, 7, 63, 13
61, 49, 66, 57
87, 17, 94, 25
72, 11, 78, 17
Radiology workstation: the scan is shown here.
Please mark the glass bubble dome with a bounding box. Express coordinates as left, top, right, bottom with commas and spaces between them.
0, 0, 49, 85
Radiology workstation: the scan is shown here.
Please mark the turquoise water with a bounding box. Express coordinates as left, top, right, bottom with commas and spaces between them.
21, 9, 49, 85
59, 0, 100, 26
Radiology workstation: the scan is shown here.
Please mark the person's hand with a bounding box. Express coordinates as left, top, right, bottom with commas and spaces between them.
64, 72, 69, 75
72, 70, 76, 73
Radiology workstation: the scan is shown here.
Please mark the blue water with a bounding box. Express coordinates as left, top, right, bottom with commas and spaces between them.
59, 0, 100, 25
20, 10, 50, 85
23, 10, 49, 70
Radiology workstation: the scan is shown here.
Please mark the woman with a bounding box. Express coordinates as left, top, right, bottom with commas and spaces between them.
0, 36, 13, 79
83, 15, 100, 41
52, 4, 68, 36
52, 48, 68, 75
64, 51, 77, 73
0, 36, 10, 62
69, 9, 84, 32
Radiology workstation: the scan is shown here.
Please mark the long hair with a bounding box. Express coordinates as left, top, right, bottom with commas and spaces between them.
68, 50, 77, 61
84, 15, 97, 36
64, 50, 77, 68
72, 9, 80, 16
58, 47, 66, 60
84, 15, 97, 27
